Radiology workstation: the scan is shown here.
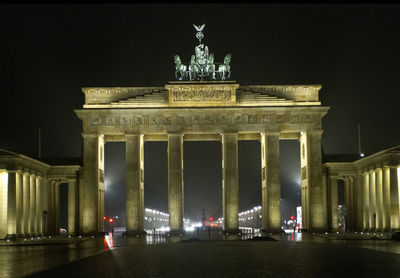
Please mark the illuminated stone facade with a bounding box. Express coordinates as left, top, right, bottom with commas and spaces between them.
75, 81, 329, 235
0, 149, 81, 238
323, 146, 400, 233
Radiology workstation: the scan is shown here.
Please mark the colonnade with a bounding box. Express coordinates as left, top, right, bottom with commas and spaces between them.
0, 170, 47, 237
327, 166, 400, 233
82, 129, 325, 235
0, 169, 80, 238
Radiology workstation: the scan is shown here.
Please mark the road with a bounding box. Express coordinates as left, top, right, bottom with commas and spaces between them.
1, 232, 400, 277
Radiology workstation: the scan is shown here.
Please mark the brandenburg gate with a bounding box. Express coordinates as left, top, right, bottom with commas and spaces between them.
1, 25, 399, 239
74, 81, 329, 235
74, 24, 329, 236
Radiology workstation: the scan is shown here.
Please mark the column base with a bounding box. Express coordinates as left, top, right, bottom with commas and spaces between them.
125, 230, 148, 237
167, 230, 184, 237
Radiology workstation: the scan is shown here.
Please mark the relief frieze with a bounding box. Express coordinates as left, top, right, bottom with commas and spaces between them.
87, 112, 320, 127
172, 90, 231, 102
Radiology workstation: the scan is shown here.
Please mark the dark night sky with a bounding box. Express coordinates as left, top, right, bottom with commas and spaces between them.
1, 4, 400, 225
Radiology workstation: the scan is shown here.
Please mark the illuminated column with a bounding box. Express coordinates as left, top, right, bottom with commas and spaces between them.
36, 176, 42, 234
344, 177, 350, 232
82, 133, 101, 234
48, 180, 57, 235
322, 172, 328, 231
329, 176, 338, 232
390, 166, 400, 231
362, 172, 370, 231
375, 168, 384, 232
382, 167, 391, 232
29, 174, 36, 234
349, 177, 355, 231
355, 174, 364, 231
126, 134, 145, 236
369, 170, 376, 232
79, 170, 84, 234
299, 132, 309, 230
302, 131, 325, 232
261, 132, 280, 233
47, 181, 53, 234
0, 170, 7, 238
55, 182, 60, 233
68, 180, 78, 235
41, 177, 48, 235
16, 171, 23, 236
6, 171, 17, 237
23, 172, 30, 235
168, 133, 184, 234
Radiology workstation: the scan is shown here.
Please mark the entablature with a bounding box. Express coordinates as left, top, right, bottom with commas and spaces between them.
75, 106, 329, 135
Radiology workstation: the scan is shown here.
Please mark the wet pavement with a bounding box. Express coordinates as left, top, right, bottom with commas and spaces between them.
2, 231, 400, 277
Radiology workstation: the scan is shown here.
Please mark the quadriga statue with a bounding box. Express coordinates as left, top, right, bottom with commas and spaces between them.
207, 53, 216, 80
218, 54, 231, 80
174, 55, 187, 80
189, 55, 199, 81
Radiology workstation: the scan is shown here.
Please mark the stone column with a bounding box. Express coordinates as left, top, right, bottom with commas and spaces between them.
79, 170, 84, 235
344, 177, 350, 232
369, 170, 376, 232
322, 172, 328, 231
390, 166, 400, 231
307, 131, 325, 231
0, 171, 7, 238
299, 132, 309, 230
47, 181, 54, 235
68, 180, 78, 235
329, 176, 338, 232
355, 174, 364, 231
168, 133, 184, 234
16, 171, 23, 236
36, 176, 42, 235
375, 168, 384, 232
362, 172, 370, 231
23, 172, 30, 235
261, 132, 280, 233
6, 171, 17, 237
82, 134, 100, 234
55, 182, 60, 233
41, 177, 48, 235
350, 177, 355, 231
126, 134, 145, 236
382, 167, 391, 232
29, 174, 36, 234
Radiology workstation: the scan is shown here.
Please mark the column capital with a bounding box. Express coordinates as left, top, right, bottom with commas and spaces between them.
167, 131, 184, 136
261, 131, 280, 136
125, 133, 141, 137
81, 133, 99, 138
222, 131, 238, 136
306, 129, 324, 135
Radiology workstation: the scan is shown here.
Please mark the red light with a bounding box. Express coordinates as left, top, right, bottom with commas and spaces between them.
109, 218, 114, 223
209, 217, 213, 221
103, 216, 106, 221
290, 216, 296, 220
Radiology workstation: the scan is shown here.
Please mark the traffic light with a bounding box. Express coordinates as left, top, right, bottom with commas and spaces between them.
290, 216, 296, 220
103, 216, 106, 221
109, 218, 114, 223
209, 217, 213, 221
